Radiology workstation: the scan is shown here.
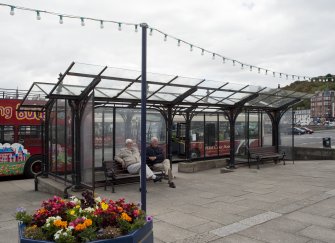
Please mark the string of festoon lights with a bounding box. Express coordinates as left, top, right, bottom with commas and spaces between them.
0, 2, 315, 81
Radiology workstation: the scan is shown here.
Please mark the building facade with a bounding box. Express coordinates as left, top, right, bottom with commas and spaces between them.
310, 90, 335, 120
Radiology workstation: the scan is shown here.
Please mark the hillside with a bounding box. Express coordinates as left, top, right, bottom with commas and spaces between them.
282, 74, 335, 109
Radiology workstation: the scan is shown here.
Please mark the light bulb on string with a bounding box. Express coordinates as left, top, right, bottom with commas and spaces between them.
258, 68, 260, 74
164, 34, 167, 42
286, 74, 288, 80
36, 11, 41, 20
201, 49, 204, 56
250, 66, 252, 72
149, 28, 153, 36
273, 72, 275, 77
10, 6, 15, 16
118, 23, 122, 31
177, 40, 181, 46
279, 73, 282, 78
292, 75, 295, 80
59, 15, 63, 24
80, 17, 85, 26
265, 70, 268, 75
100, 20, 104, 29
298, 76, 300, 80
212, 53, 215, 60
233, 60, 236, 66
222, 57, 225, 63
241, 63, 244, 69
190, 45, 193, 52
135, 25, 138, 32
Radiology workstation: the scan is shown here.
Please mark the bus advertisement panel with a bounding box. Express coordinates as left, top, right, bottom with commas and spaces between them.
0, 99, 44, 177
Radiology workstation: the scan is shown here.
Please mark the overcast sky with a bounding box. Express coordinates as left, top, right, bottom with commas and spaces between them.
0, 0, 334, 91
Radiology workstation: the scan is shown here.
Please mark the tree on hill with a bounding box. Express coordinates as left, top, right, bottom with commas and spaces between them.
282, 75, 335, 109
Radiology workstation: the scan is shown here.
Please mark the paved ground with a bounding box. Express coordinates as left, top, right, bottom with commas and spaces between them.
2, 160, 335, 242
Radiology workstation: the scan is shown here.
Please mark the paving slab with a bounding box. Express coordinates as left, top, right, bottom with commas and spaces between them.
214, 234, 266, 243
284, 211, 335, 229
153, 221, 196, 243
299, 225, 335, 243
239, 225, 310, 243
2, 160, 335, 243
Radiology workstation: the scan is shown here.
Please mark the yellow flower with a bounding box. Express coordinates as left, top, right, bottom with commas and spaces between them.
76, 205, 80, 209
70, 210, 75, 215
101, 202, 108, 211
121, 212, 132, 222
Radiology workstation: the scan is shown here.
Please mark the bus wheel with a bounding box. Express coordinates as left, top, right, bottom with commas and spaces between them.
24, 156, 43, 178
190, 149, 200, 159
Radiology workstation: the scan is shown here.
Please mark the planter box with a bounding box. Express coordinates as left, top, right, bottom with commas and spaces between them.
19, 221, 153, 243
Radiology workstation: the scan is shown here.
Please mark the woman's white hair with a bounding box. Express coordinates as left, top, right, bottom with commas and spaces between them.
151, 137, 158, 143
125, 139, 133, 145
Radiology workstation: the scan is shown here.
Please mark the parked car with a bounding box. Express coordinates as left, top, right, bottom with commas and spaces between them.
287, 127, 306, 135
300, 127, 314, 134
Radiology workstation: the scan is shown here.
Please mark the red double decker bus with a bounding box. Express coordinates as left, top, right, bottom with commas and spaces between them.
0, 91, 44, 177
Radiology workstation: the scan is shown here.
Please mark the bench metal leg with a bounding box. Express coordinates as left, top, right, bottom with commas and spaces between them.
257, 158, 260, 169
112, 181, 115, 193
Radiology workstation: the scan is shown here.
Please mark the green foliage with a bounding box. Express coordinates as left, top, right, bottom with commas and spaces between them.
117, 214, 146, 234
15, 210, 32, 225
283, 78, 335, 109
55, 233, 76, 243
96, 226, 122, 239
24, 226, 47, 240
78, 226, 97, 242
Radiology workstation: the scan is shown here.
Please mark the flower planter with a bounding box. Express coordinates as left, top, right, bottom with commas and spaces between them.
19, 220, 153, 243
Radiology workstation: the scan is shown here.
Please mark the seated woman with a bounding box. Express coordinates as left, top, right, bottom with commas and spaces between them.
114, 139, 162, 182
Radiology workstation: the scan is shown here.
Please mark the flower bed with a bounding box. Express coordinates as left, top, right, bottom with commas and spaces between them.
16, 191, 153, 243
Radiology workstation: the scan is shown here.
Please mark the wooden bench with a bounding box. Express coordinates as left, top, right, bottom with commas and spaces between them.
247, 146, 286, 169
103, 160, 164, 193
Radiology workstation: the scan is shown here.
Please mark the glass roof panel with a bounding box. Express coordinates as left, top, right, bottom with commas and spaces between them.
183, 95, 201, 103
153, 93, 177, 101
222, 83, 247, 91
172, 76, 203, 86
97, 79, 131, 90
35, 83, 55, 95
242, 85, 264, 93
259, 87, 279, 95
71, 62, 106, 76
198, 80, 225, 89
61, 75, 93, 87
211, 90, 235, 98
102, 66, 141, 80
147, 84, 164, 95
221, 99, 235, 105
158, 86, 190, 95
95, 88, 120, 98
229, 92, 252, 100
146, 72, 176, 84
118, 91, 141, 99
271, 97, 297, 108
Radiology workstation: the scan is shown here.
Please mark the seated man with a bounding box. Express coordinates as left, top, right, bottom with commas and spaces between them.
114, 139, 162, 182
146, 137, 176, 188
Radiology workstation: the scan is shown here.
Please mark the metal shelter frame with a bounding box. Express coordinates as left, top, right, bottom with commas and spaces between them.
19, 24, 312, 211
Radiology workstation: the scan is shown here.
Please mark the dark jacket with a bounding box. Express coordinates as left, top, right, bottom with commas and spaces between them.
146, 145, 165, 165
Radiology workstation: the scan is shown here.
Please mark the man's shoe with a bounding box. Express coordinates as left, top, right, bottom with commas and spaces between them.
153, 175, 162, 183
169, 182, 176, 188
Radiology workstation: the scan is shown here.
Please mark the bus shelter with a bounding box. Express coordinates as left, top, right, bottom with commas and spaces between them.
19, 62, 312, 192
